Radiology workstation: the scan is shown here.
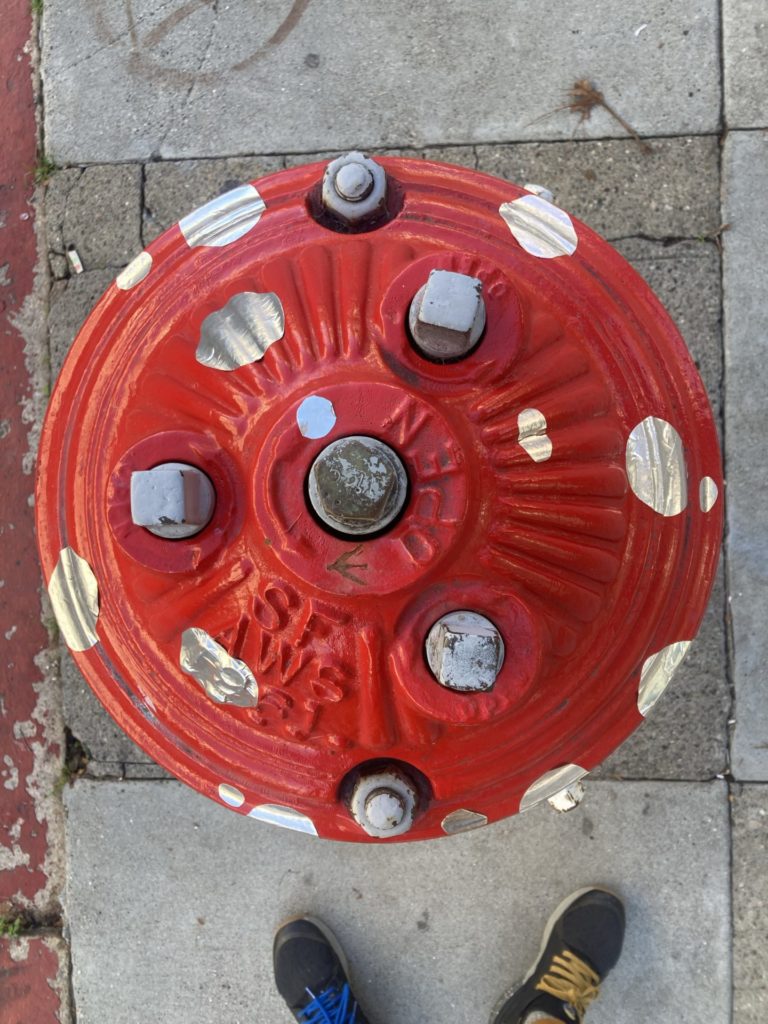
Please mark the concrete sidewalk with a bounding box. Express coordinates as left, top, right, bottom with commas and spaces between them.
2, 2, 767, 1022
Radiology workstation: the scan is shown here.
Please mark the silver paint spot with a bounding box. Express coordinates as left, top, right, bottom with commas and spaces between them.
247, 804, 319, 835
700, 476, 719, 513
638, 640, 692, 716
218, 783, 245, 807
519, 764, 588, 812
548, 780, 586, 812
196, 292, 285, 371
296, 395, 337, 439
626, 416, 688, 516
441, 809, 489, 834
499, 194, 578, 258
518, 408, 553, 462
180, 628, 259, 707
116, 251, 152, 290
48, 547, 99, 652
179, 184, 266, 248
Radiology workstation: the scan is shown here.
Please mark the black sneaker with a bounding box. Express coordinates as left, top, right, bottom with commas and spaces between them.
273, 915, 371, 1023
490, 887, 625, 1024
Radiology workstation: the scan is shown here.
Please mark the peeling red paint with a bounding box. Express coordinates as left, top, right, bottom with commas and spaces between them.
0, 0, 60, 914
0, 937, 65, 1024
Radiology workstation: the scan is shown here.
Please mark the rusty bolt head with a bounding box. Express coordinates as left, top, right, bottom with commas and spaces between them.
348, 767, 418, 838
307, 435, 408, 536
130, 462, 215, 539
425, 610, 505, 692
408, 269, 486, 361
322, 151, 387, 226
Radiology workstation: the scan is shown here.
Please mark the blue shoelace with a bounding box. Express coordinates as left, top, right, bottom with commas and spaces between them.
299, 983, 359, 1024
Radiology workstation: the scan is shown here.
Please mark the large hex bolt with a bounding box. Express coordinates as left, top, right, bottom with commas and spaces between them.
307, 435, 408, 536
130, 462, 215, 539
348, 766, 419, 838
408, 269, 486, 361
322, 151, 387, 227
425, 610, 505, 692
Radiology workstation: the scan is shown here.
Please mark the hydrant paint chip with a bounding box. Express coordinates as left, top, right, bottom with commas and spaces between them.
48, 547, 99, 652
196, 292, 285, 371
296, 395, 337, 439
247, 804, 319, 836
626, 416, 688, 516
35, 153, 723, 842
637, 641, 692, 717
218, 783, 245, 808
180, 628, 259, 708
499, 194, 578, 258
179, 184, 266, 248
700, 476, 719, 513
116, 250, 152, 290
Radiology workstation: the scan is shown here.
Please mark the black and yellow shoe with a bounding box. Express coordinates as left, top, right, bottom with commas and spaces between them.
490, 888, 625, 1024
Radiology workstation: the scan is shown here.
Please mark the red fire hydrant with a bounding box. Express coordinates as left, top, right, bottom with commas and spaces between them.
36, 152, 722, 841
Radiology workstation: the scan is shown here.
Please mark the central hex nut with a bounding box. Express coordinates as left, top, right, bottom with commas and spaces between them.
425, 610, 505, 692
308, 435, 408, 536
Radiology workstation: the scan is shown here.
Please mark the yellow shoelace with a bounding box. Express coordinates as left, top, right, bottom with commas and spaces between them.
535, 950, 601, 1021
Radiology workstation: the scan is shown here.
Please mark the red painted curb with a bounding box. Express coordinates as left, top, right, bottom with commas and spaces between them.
0, 0, 61, 918
0, 937, 64, 1024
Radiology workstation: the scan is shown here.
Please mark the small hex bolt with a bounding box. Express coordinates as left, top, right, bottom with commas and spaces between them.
523, 183, 555, 203
348, 767, 418, 839
307, 435, 408, 537
548, 780, 586, 813
322, 151, 387, 226
408, 269, 486, 361
425, 610, 505, 692
334, 162, 374, 202
130, 462, 215, 540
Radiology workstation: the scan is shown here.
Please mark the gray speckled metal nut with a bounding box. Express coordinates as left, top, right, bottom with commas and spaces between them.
130, 462, 215, 539
409, 269, 486, 360
307, 435, 408, 536
425, 610, 505, 692
322, 151, 387, 226
349, 767, 418, 839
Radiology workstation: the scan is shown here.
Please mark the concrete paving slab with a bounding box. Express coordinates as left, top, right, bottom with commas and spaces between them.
596, 564, 727, 780
143, 155, 284, 243
45, 164, 142, 279
61, 652, 161, 777
48, 269, 114, 381
732, 784, 768, 1023
723, 0, 768, 128
64, 779, 730, 1024
476, 136, 722, 241
42, 1, 721, 163
723, 130, 768, 780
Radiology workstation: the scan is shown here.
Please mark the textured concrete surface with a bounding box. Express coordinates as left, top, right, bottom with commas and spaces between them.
45, 164, 142, 278
597, 566, 727, 780
723, 0, 768, 128
65, 779, 730, 1024
723, 130, 768, 780
42, 0, 721, 163
0, 935, 69, 1024
732, 785, 768, 1024
476, 136, 722, 241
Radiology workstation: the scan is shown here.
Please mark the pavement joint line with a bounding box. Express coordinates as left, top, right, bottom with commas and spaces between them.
42, 129, 729, 171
